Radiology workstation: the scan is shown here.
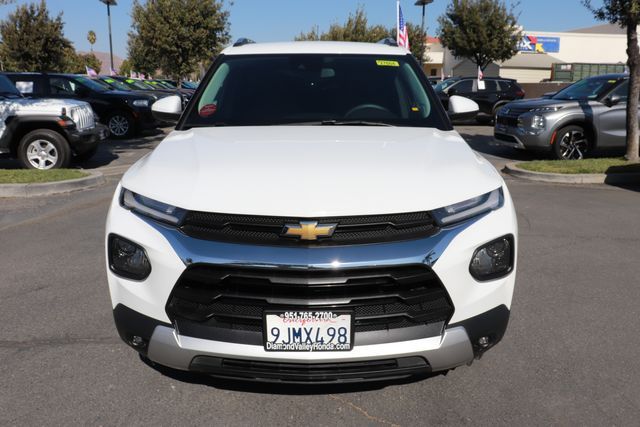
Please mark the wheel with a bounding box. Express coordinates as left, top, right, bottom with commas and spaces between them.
553, 125, 590, 160
74, 145, 98, 163
17, 129, 71, 170
106, 111, 134, 138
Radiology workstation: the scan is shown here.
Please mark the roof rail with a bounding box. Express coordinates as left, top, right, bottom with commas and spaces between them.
233, 38, 256, 47
377, 38, 398, 47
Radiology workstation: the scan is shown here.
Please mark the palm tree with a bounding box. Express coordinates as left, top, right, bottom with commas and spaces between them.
87, 30, 96, 52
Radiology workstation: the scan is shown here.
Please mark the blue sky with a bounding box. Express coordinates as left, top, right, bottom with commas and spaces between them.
0, 0, 604, 59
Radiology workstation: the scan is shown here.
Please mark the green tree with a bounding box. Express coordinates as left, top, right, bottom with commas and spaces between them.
65, 51, 102, 74
119, 58, 133, 77
437, 0, 521, 71
0, 0, 73, 72
295, 6, 428, 61
127, 0, 230, 81
584, 0, 640, 162
87, 30, 96, 52
295, 6, 389, 43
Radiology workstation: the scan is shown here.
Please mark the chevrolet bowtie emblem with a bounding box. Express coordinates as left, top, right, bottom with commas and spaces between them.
282, 221, 338, 241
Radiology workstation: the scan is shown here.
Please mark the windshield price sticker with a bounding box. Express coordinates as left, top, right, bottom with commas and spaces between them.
264, 311, 353, 352
376, 59, 399, 67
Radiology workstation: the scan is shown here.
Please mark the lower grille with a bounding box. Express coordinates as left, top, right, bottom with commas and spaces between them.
189, 356, 430, 383
495, 133, 519, 144
166, 264, 454, 344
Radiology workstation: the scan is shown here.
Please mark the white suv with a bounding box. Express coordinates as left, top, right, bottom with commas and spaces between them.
105, 41, 517, 383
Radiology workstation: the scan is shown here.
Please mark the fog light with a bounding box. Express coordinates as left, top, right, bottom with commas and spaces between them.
469, 235, 514, 281
131, 335, 146, 348
108, 234, 151, 280
478, 336, 490, 348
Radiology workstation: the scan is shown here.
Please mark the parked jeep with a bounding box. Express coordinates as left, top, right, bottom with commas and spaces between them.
3, 72, 157, 139
0, 74, 107, 169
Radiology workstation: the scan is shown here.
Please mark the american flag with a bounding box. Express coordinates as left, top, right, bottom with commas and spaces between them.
85, 66, 98, 78
397, 1, 410, 50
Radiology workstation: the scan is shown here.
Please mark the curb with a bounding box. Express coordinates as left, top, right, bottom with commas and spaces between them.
0, 170, 105, 197
503, 162, 640, 185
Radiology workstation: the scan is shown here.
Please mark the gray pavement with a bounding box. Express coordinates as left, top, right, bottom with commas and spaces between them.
1, 127, 639, 425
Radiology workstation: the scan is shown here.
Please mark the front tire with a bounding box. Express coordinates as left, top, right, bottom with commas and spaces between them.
17, 129, 71, 170
106, 111, 134, 139
553, 125, 590, 160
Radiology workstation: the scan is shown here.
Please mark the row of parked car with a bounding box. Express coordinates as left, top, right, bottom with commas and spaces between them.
0, 72, 198, 169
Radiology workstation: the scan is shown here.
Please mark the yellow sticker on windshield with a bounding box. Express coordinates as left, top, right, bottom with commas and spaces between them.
376, 60, 399, 67
608, 80, 617, 83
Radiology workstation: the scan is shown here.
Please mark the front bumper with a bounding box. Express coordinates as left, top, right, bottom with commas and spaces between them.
106, 184, 518, 381
132, 108, 158, 130
113, 303, 509, 383
65, 123, 109, 154
494, 120, 553, 151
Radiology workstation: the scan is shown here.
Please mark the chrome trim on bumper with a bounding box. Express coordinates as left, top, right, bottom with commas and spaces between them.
147, 325, 475, 372
142, 213, 479, 270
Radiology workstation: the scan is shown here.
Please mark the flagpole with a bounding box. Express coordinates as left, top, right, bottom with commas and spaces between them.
396, 0, 400, 46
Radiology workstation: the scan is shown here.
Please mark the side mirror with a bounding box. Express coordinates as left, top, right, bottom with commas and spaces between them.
541, 91, 557, 99
448, 95, 479, 121
152, 95, 182, 123
605, 94, 622, 107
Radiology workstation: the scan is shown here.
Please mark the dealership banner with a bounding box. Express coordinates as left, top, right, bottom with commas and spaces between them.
518, 34, 560, 53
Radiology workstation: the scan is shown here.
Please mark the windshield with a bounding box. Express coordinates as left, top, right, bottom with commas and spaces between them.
0, 75, 21, 96
552, 77, 622, 100
182, 81, 198, 89
184, 54, 447, 128
100, 77, 132, 91
434, 78, 457, 92
122, 78, 154, 90
74, 76, 108, 92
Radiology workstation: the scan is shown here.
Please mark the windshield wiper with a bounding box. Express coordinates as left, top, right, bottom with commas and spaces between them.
320, 120, 395, 127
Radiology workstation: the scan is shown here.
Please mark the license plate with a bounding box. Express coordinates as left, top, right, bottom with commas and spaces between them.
263, 311, 353, 352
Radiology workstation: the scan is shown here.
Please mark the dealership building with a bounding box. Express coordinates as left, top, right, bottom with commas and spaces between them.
424, 24, 628, 83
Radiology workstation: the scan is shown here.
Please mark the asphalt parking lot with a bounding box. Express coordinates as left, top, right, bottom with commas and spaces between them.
1, 126, 639, 425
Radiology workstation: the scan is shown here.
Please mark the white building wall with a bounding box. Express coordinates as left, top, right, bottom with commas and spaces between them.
532, 31, 627, 64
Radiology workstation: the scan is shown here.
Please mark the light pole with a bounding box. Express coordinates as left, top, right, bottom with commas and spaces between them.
99, 0, 118, 72
414, 0, 434, 36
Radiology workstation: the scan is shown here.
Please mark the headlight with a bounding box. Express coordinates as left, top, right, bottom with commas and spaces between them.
531, 106, 561, 112
432, 188, 503, 226
469, 235, 514, 281
121, 189, 186, 225
132, 99, 149, 107
531, 115, 545, 129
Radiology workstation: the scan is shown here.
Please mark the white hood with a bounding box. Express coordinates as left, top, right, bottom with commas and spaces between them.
121, 126, 503, 217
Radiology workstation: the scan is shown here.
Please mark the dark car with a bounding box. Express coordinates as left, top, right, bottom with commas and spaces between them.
435, 77, 525, 119
4, 72, 158, 138
110, 76, 194, 105
97, 76, 170, 101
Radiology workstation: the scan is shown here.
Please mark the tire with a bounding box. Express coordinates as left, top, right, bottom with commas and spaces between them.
17, 129, 71, 170
552, 125, 590, 160
74, 145, 99, 163
106, 111, 134, 139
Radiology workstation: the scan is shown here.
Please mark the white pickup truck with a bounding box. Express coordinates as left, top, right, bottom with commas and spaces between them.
106, 40, 518, 384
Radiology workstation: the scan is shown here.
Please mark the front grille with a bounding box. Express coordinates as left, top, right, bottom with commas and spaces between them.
69, 106, 95, 130
496, 116, 518, 127
166, 264, 454, 343
189, 356, 430, 383
179, 211, 439, 246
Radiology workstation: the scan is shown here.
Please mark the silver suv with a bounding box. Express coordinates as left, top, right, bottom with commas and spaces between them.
494, 74, 629, 160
